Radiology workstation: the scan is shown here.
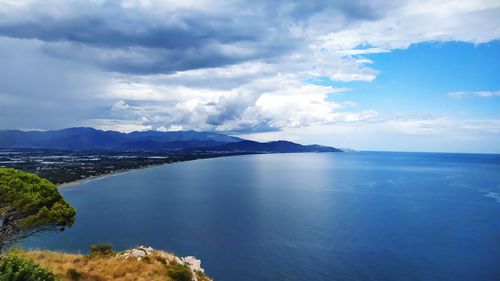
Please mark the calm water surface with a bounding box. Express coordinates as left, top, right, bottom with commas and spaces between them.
26, 152, 500, 281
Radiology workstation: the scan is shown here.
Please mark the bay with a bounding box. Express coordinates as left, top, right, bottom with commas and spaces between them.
25, 152, 500, 281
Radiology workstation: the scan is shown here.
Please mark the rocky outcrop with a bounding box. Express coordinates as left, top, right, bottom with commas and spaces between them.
119, 246, 157, 260
118, 246, 208, 280
181, 256, 204, 273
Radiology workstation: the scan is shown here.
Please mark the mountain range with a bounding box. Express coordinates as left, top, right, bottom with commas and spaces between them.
0, 127, 342, 153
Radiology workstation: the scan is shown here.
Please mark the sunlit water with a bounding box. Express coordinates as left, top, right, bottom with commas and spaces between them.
26, 152, 500, 281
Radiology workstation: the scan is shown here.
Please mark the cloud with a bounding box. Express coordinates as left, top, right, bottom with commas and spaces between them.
240, 116, 500, 152
474, 91, 500, 97
447, 91, 468, 99
447, 90, 500, 99
0, 0, 499, 150
99, 74, 376, 133
0, 36, 110, 130
0, 0, 336, 74
317, 0, 500, 52
3, 0, 496, 77
84, 118, 152, 133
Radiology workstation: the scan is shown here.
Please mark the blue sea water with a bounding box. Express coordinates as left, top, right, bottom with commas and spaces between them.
25, 152, 500, 281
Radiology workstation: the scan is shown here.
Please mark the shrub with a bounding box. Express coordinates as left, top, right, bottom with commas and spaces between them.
0, 254, 57, 281
167, 263, 193, 281
67, 268, 82, 280
196, 271, 213, 281
89, 243, 114, 258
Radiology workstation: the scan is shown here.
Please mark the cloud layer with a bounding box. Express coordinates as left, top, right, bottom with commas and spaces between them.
1, 0, 499, 151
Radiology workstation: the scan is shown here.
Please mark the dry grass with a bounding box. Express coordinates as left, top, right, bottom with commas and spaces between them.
18, 249, 210, 281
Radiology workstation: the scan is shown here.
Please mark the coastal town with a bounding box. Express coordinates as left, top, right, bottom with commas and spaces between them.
0, 149, 243, 185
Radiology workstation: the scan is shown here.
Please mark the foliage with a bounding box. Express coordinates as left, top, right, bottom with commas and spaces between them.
0, 168, 76, 253
66, 268, 82, 281
5, 247, 24, 256
0, 253, 57, 281
196, 270, 212, 281
89, 243, 115, 258
167, 263, 193, 281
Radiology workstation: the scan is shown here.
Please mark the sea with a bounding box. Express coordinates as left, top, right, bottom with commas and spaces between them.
25, 152, 500, 281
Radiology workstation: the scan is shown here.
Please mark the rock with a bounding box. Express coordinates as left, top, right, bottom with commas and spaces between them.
181, 256, 204, 273
130, 249, 147, 257
118, 246, 151, 260
116, 246, 210, 280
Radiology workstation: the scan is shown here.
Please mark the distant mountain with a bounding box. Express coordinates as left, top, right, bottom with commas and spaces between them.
0, 127, 342, 153
195, 140, 342, 153
0, 127, 242, 150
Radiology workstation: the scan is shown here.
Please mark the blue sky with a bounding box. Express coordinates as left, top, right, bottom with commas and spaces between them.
0, 0, 499, 153
323, 41, 500, 117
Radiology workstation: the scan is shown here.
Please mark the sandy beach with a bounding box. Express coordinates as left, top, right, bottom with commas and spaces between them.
57, 163, 170, 188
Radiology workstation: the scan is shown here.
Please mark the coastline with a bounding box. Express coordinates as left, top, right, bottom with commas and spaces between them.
56, 152, 250, 188
57, 162, 175, 188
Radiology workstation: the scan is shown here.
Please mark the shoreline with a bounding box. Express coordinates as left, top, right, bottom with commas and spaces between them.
57, 162, 170, 188
56, 152, 252, 188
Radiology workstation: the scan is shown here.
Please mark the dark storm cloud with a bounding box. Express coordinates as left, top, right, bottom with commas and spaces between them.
0, 0, 394, 75
270, 0, 397, 22
37, 38, 294, 75
0, 1, 287, 74
0, 0, 407, 132
0, 37, 109, 130
0, 13, 256, 49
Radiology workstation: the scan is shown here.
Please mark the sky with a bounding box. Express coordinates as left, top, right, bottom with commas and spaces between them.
0, 0, 499, 153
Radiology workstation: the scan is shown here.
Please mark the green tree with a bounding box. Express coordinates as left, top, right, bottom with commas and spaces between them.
0, 168, 76, 254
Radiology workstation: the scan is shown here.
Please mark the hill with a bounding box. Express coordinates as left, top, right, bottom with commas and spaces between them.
0, 127, 242, 150
0, 127, 342, 153
199, 140, 342, 153
13, 246, 211, 281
